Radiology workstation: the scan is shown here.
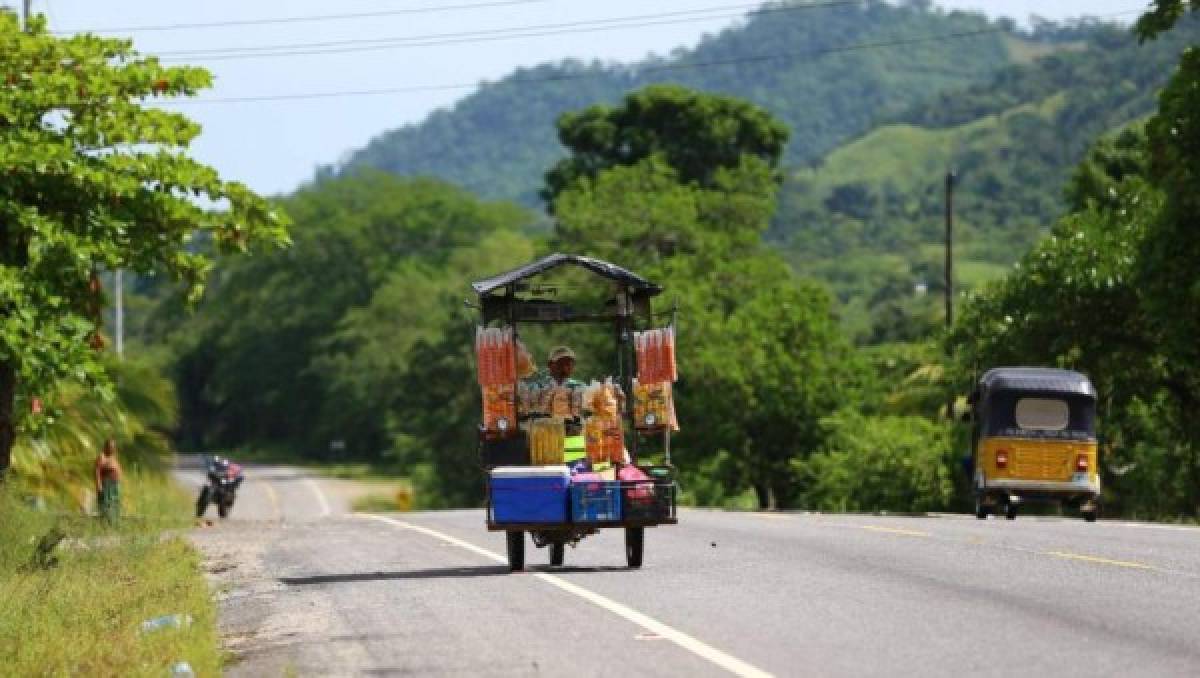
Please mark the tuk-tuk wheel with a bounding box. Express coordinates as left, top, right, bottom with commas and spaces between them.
625, 527, 644, 568
1005, 503, 1018, 521
506, 531, 525, 571
1082, 507, 1099, 523
549, 542, 565, 566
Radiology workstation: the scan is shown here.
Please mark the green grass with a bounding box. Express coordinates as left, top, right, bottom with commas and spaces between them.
350, 479, 415, 512
0, 473, 221, 677
794, 94, 1068, 195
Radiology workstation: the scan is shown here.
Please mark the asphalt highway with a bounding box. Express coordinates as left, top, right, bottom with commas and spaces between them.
176, 460, 1200, 677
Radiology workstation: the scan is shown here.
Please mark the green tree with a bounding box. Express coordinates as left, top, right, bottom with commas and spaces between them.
549, 87, 864, 508
543, 84, 790, 207
1135, 0, 1200, 40
795, 409, 955, 513
0, 16, 288, 477
167, 172, 534, 458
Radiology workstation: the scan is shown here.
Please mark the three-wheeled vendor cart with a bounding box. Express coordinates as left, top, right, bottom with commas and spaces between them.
472, 254, 679, 571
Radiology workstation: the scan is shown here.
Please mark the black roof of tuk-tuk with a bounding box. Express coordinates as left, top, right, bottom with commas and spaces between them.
470, 253, 662, 298
976, 367, 1096, 399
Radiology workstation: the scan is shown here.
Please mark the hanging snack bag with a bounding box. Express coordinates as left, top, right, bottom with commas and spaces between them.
482, 383, 516, 434
633, 378, 669, 430
476, 327, 517, 387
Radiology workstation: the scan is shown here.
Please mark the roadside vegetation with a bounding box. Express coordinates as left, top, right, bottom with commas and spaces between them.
0, 475, 221, 676
0, 13, 285, 674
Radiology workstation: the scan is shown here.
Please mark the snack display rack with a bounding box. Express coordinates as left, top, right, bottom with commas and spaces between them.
471, 254, 679, 571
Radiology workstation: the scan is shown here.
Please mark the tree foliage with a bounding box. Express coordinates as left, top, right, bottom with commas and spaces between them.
543, 85, 789, 206
0, 15, 288, 476
795, 409, 955, 513
773, 15, 1200, 342
548, 87, 865, 508
950, 4, 1200, 516
165, 172, 537, 463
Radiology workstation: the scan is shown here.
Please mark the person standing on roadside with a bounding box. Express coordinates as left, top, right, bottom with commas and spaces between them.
95, 438, 122, 523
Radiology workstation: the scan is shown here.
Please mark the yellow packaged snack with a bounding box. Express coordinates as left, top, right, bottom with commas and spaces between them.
529, 418, 565, 465
633, 379, 669, 430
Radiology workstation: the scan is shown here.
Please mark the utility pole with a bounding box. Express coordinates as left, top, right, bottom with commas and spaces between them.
944, 170, 956, 421
21, 0, 30, 30
115, 270, 124, 359
944, 170, 955, 331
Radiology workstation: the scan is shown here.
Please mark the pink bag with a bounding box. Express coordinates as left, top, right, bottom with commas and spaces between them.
617, 466, 654, 500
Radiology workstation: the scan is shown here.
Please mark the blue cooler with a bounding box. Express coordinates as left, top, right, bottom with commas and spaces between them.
489, 466, 570, 523
570, 479, 622, 523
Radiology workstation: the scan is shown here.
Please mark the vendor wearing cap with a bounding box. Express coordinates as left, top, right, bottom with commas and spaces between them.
544, 346, 586, 457
543, 346, 584, 419
520, 345, 583, 433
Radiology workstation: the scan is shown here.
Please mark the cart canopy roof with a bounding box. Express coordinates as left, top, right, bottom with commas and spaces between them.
975, 367, 1096, 400
471, 253, 662, 298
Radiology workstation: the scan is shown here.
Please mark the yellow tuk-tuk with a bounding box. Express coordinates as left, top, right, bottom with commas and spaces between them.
968, 367, 1100, 522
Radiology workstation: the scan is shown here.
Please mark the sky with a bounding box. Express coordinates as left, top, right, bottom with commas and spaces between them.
17, 1, 1149, 196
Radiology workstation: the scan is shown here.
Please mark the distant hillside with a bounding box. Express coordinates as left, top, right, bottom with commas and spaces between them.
772, 17, 1200, 342
335, 0, 1020, 205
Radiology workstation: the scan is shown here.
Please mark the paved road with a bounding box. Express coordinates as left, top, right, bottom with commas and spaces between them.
177, 460, 1200, 677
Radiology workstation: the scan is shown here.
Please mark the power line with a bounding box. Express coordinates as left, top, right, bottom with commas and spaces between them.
155, 2, 855, 61
158, 2, 859, 62
162, 27, 1010, 105
50, 0, 549, 34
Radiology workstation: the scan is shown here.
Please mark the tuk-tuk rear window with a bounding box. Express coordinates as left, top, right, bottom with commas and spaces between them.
1015, 398, 1069, 431
983, 392, 1096, 440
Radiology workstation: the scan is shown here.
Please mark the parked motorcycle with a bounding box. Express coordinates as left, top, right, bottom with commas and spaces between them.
196, 456, 244, 519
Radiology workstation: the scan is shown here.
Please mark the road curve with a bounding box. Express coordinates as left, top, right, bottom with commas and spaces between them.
178, 460, 1200, 677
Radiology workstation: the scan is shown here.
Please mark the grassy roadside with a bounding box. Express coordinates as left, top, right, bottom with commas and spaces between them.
0, 472, 221, 677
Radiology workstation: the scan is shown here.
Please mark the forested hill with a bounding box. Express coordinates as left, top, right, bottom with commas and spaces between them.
333, 0, 1020, 205
771, 16, 1200, 342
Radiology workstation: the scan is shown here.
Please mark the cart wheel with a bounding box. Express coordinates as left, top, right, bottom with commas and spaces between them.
506, 531, 525, 571
1005, 502, 1018, 521
549, 542, 565, 567
625, 527, 644, 569
974, 494, 988, 520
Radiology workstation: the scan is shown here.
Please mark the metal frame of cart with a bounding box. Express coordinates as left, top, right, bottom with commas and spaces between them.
472, 253, 679, 571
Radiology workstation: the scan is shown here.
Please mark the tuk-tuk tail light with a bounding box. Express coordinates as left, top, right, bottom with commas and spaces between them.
995, 450, 1009, 469
1076, 454, 1089, 472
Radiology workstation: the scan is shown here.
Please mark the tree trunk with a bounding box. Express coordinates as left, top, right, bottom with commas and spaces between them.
753, 483, 770, 510
0, 361, 16, 482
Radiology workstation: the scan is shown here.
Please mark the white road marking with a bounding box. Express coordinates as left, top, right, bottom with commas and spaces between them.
362, 514, 774, 678
305, 477, 333, 517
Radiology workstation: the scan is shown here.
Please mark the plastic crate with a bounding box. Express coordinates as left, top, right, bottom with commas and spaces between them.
569, 480, 622, 523
621, 479, 676, 522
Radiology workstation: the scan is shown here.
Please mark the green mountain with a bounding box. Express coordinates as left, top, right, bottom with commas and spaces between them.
772, 18, 1200, 341
335, 0, 1020, 204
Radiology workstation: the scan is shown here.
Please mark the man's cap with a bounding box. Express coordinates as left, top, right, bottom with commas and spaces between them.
548, 346, 576, 363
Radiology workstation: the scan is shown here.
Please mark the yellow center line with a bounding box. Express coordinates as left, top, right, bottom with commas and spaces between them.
861, 525, 931, 538
259, 480, 281, 521
1045, 551, 1156, 570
